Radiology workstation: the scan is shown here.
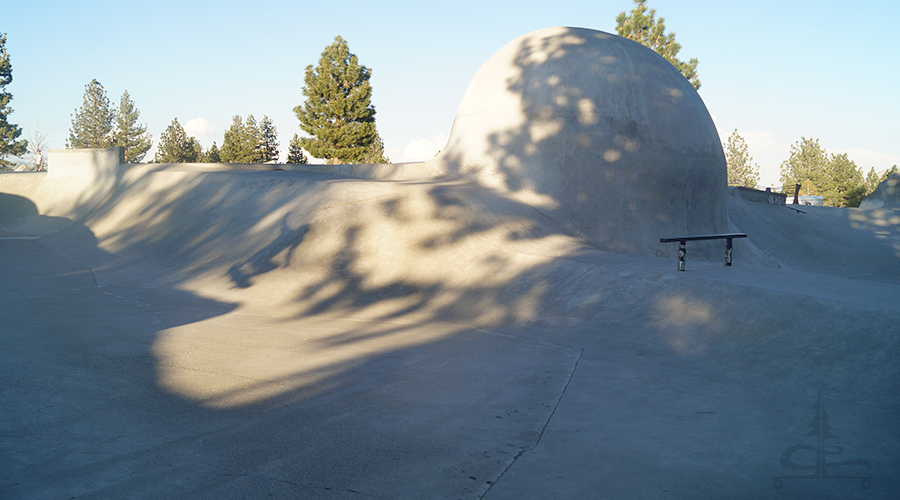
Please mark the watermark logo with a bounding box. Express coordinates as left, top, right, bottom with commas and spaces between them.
774, 392, 872, 489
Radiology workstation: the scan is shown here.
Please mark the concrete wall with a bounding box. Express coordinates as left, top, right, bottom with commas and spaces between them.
0, 148, 124, 236
46, 147, 123, 183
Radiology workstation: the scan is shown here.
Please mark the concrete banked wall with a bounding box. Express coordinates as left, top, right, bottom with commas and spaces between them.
0, 147, 600, 323
0, 148, 124, 237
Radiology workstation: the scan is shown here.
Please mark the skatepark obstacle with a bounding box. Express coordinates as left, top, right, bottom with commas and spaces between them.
659, 233, 748, 270
428, 26, 728, 257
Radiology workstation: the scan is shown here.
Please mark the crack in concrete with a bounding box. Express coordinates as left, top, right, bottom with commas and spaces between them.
478, 346, 584, 499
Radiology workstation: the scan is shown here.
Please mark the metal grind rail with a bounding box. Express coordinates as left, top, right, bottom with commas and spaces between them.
660, 233, 748, 271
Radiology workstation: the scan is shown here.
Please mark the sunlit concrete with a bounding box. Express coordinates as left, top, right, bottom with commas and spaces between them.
2, 29, 899, 500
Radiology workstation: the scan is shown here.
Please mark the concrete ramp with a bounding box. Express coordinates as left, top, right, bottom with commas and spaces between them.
728, 186, 900, 282
2, 147, 899, 499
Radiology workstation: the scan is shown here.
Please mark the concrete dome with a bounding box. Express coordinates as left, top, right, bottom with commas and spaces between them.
433, 27, 727, 255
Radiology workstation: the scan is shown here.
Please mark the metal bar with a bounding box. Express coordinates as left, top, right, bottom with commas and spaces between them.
659, 233, 747, 243
660, 233, 748, 271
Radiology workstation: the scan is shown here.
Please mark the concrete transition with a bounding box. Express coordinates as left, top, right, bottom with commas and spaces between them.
861, 172, 900, 209
1, 28, 899, 500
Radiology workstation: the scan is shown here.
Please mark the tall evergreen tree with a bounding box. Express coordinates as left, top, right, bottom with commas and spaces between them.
259, 115, 279, 163
864, 167, 882, 195
294, 36, 379, 164
0, 32, 27, 167
68, 79, 114, 148
220, 115, 262, 163
202, 141, 221, 163
361, 132, 390, 164
822, 153, 865, 207
154, 118, 201, 163
286, 134, 308, 164
780, 137, 828, 197
724, 129, 759, 187
114, 90, 152, 163
615, 0, 700, 89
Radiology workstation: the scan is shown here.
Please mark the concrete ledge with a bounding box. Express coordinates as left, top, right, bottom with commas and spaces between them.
47, 147, 124, 183
735, 186, 786, 205
141, 161, 437, 181
277, 161, 435, 180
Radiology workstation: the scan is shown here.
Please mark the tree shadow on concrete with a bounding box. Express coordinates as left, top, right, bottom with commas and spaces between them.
0, 165, 599, 498
427, 27, 726, 258
228, 217, 311, 288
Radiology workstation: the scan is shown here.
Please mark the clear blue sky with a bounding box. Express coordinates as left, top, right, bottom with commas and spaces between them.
5, 0, 899, 186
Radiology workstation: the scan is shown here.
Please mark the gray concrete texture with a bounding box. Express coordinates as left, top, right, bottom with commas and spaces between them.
1, 27, 898, 500
861, 172, 900, 210
426, 27, 728, 257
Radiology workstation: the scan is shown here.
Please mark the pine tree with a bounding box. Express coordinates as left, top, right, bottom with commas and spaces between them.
202, 141, 221, 163
362, 132, 390, 164
220, 115, 262, 163
259, 115, 279, 163
724, 129, 759, 187
154, 118, 201, 163
286, 134, 308, 164
615, 0, 700, 89
0, 32, 27, 167
114, 90, 152, 163
68, 79, 115, 148
823, 153, 865, 207
294, 35, 379, 164
864, 167, 881, 195
780, 137, 827, 196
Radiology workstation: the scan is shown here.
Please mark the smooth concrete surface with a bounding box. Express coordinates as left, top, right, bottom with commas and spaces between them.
426, 27, 727, 257
2, 158, 898, 499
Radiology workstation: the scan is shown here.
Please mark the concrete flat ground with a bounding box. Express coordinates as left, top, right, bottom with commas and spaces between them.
1, 165, 898, 499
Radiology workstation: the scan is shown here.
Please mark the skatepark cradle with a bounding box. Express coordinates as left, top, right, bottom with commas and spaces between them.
1, 27, 898, 499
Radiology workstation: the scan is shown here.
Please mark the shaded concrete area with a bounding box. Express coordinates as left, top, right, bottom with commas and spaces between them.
0, 221, 582, 499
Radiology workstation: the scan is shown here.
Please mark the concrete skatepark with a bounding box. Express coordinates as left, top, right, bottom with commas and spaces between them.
2, 27, 898, 499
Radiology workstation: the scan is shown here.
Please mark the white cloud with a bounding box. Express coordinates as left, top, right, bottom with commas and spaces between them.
184, 117, 214, 145
400, 133, 449, 162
